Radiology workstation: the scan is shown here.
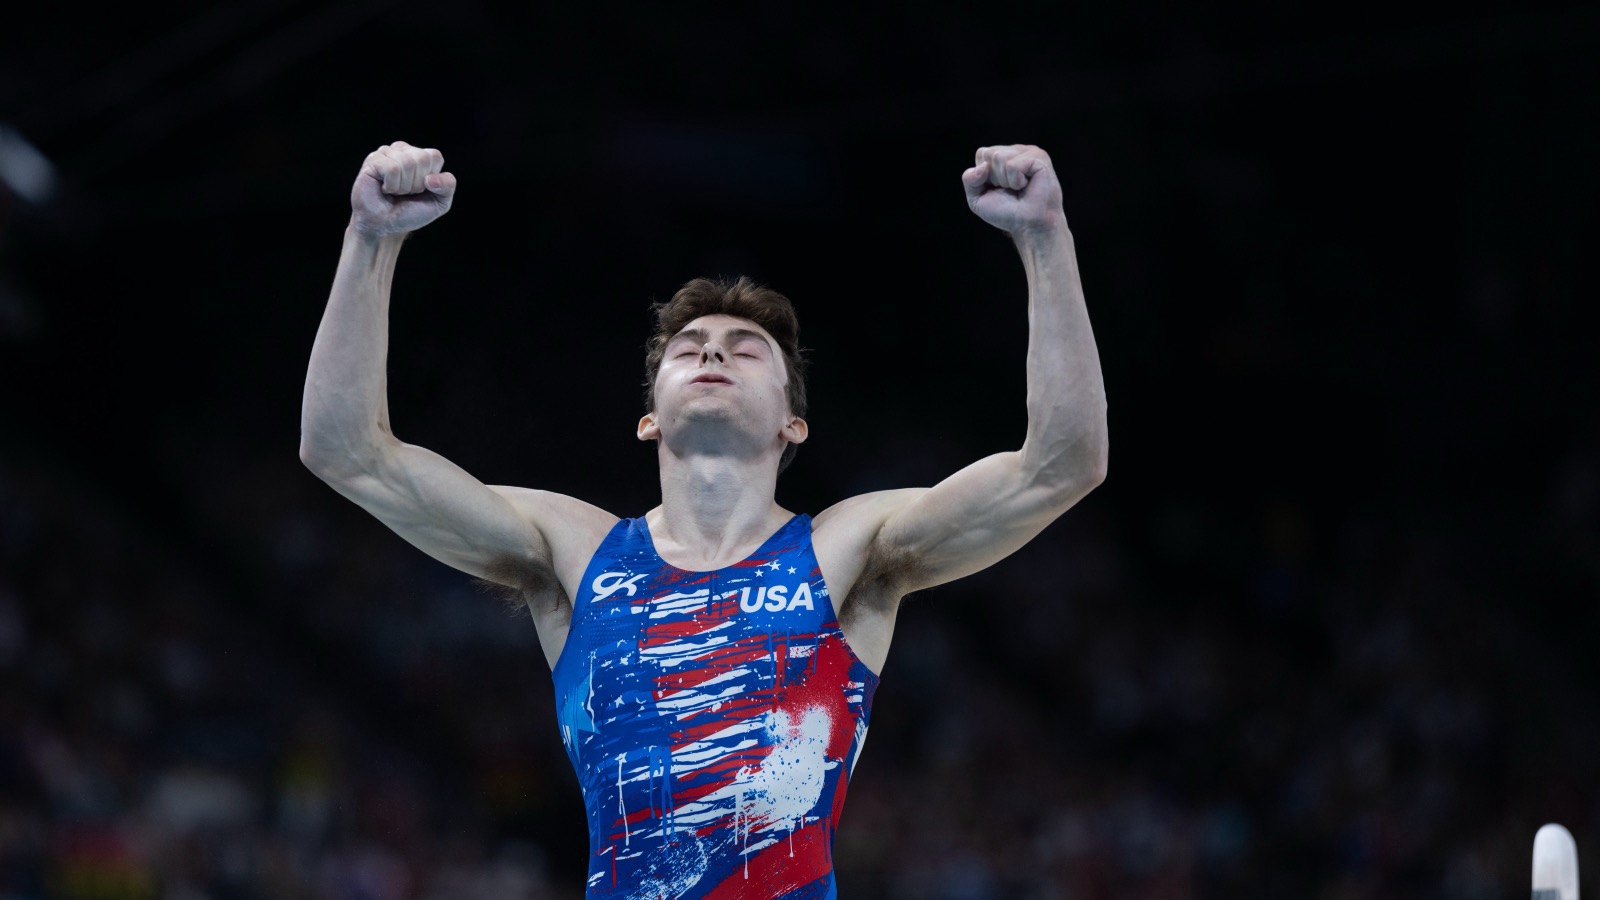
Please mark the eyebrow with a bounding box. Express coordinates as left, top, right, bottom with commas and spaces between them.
667, 327, 771, 351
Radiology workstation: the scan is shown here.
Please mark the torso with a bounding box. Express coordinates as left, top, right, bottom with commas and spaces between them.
550, 514, 880, 898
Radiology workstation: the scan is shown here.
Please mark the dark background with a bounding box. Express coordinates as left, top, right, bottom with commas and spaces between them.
1, 1, 1597, 898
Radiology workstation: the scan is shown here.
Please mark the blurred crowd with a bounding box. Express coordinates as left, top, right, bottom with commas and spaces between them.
0, 448, 572, 900
1, 421, 1597, 900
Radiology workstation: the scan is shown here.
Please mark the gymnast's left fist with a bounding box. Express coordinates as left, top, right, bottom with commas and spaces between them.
961, 145, 1065, 236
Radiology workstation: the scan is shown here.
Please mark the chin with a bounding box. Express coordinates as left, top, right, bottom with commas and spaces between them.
673, 400, 743, 425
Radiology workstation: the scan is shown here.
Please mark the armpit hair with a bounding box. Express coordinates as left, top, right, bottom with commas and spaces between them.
851, 539, 927, 609
474, 558, 563, 618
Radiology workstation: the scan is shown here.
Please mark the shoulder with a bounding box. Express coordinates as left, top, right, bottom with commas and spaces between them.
490, 486, 621, 533
812, 488, 926, 536
810, 488, 929, 605
487, 486, 622, 598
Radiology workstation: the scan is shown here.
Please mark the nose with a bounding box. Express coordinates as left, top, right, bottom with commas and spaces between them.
699, 341, 727, 365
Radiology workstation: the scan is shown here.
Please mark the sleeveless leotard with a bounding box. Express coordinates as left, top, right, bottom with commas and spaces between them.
551, 514, 880, 899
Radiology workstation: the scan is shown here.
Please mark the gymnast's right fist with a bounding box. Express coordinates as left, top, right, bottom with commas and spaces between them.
349, 141, 456, 237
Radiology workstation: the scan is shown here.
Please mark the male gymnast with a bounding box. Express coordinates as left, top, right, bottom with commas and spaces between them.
299, 140, 1108, 898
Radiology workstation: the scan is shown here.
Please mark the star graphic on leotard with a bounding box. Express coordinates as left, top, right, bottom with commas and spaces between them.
787, 566, 796, 574
755, 569, 764, 577
767, 560, 781, 571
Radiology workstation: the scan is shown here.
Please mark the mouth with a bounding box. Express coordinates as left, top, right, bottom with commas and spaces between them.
690, 374, 733, 385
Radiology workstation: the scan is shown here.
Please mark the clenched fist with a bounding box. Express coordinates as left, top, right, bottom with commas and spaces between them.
350, 141, 457, 237
961, 145, 1065, 236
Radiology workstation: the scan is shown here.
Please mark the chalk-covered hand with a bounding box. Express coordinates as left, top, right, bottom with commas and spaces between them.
349, 141, 456, 237
961, 145, 1065, 236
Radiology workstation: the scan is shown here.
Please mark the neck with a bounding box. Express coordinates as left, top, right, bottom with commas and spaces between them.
648, 446, 790, 570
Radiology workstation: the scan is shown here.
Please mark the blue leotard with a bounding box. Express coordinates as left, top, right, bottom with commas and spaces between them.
551, 514, 879, 899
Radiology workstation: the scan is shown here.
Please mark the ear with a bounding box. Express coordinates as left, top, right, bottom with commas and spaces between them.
781, 416, 808, 446
637, 413, 661, 442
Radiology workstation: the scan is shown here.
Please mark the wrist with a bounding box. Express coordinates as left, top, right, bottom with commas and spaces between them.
346, 217, 408, 248
342, 220, 408, 275
1011, 211, 1070, 249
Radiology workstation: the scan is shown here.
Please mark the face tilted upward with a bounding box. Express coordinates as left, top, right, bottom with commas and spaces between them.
642, 314, 803, 459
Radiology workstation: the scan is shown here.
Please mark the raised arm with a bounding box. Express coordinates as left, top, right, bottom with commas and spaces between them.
821, 144, 1108, 600
299, 142, 615, 633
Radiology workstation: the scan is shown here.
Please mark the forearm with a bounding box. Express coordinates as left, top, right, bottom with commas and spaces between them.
1014, 217, 1109, 487
299, 223, 407, 476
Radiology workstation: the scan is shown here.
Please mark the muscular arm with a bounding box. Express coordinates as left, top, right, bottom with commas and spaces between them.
824, 145, 1108, 600
299, 143, 614, 602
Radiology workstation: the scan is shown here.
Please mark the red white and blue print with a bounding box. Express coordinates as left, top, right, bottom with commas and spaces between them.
552, 515, 878, 899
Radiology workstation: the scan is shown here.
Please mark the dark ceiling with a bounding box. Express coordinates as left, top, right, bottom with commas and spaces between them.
2, 0, 1596, 574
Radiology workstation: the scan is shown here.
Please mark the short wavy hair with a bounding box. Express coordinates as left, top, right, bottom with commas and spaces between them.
643, 276, 808, 474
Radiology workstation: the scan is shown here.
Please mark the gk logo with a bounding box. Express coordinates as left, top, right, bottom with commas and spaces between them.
591, 571, 647, 602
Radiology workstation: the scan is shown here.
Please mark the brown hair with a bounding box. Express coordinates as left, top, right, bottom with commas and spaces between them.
644, 276, 808, 473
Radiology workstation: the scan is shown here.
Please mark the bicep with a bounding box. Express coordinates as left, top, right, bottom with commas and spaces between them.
871, 451, 1090, 593
313, 437, 553, 586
